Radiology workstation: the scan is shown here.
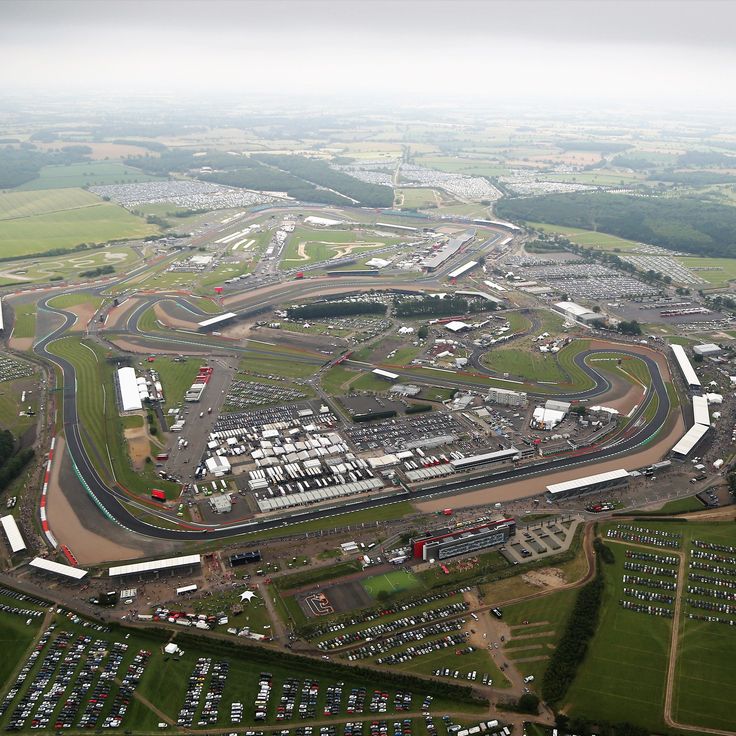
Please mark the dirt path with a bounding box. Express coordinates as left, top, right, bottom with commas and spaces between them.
45, 435, 144, 564
259, 581, 289, 642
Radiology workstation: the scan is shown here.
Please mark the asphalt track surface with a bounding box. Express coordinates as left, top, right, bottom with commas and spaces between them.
34, 276, 672, 542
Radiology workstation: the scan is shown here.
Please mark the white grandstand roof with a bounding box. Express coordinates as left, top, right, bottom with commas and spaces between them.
29, 557, 88, 580
372, 368, 399, 380
448, 261, 478, 279
670, 344, 701, 388
0, 296, 4, 332
547, 469, 629, 496
118, 367, 142, 412
1, 514, 26, 553
304, 216, 343, 226
671, 423, 710, 457
108, 554, 201, 577
692, 395, 710, 427
198, 312, 237, 328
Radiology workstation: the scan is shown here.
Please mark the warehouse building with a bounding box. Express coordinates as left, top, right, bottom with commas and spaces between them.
693, 343, 722, 357
412, 518, 516, 561
670, 344, 701, 391
487, 387, 528, 407
554, 301, 599, 324
372, 368, 399, 381
209, 495, 232, 514
547, 468, 630, 499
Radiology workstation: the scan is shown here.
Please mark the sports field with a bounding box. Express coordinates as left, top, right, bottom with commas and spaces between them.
0, 188, 157, 257
362, 569, 422, 599
16, 161, 161, 190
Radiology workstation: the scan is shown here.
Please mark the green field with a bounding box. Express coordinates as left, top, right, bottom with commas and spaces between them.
675, 256, 736, 287
47, 292, 104, 309
501, 588, 579, 687
0, 373, 40, 436
0, 188, 157, 258
148, 357, 202, 409
671, 522, 736, 731
0, 187, 100, 219
482, 339, 593, 388
528, 222, 643, 251
362, 569, 422, 599
16, 161, 162, 190
47, 336, 178, 498
397, 188, 441, 209
0, 608, 42, 690
9, 303, 37, 339
564, 541, 672, 731
321, 365, 357, 395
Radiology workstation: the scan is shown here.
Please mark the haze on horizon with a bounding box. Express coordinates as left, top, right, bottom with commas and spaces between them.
1, 0, 735, 110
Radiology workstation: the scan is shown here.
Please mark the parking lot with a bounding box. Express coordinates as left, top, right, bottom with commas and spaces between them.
343, 413, 465, 453
225, 379, 308, 410
0, 355, 34, 383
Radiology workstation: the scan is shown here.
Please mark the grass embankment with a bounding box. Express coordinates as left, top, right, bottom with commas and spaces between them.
47, 336, 178, 498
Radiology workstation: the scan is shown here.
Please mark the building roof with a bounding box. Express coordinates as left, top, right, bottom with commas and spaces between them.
304, 216, 343, 226
118, 367, 143, 412
671, 423, 710, 456
693, 343, 721, 354
547, 468, 629, 495
455, 290, 505, 305
108, 554, 201, 577
545, 399, 571, 413
692, 395, 710, 427
0, 514, 26, 553
209, 495, 232, 512
670, 344, 701, 388
372, 368, 399, 380
198, 312, 238, 328
29, 557, 88, 580
532, 407, 566, 426
555, 301, 596, 318
0, 296, 4, 332
444, 320, 471, 332
451, 448, 520, 469
205, 455, 231, 473
448, 261, 478, 279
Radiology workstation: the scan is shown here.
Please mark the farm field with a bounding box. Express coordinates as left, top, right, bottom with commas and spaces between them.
527, 222, 643, 251
0, 187, 100, 219
16, 161, 162, 190
413, 156, 508, 177
675, 256, 736, 287
0, 197, 158, 257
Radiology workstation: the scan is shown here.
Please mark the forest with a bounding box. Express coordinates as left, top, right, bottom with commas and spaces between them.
496, 192, 736, 257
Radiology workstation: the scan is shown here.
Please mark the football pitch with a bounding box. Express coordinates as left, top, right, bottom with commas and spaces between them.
362, 569, 421, 599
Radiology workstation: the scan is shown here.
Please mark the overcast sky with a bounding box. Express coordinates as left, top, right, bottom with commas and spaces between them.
1, 0, 735, 108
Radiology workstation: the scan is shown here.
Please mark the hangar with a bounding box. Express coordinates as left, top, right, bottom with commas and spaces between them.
117, 367, 143, 412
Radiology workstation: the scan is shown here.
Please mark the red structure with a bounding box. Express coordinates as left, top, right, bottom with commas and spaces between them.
151, 489, 166, 502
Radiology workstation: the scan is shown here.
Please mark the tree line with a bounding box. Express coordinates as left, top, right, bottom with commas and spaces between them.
394, 295, 493, 317
286, 301, 386, 319
0, 430, 34, 493
541, 541, 607, 705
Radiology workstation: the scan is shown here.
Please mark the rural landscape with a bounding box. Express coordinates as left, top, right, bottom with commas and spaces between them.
1, 2, 735, 736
